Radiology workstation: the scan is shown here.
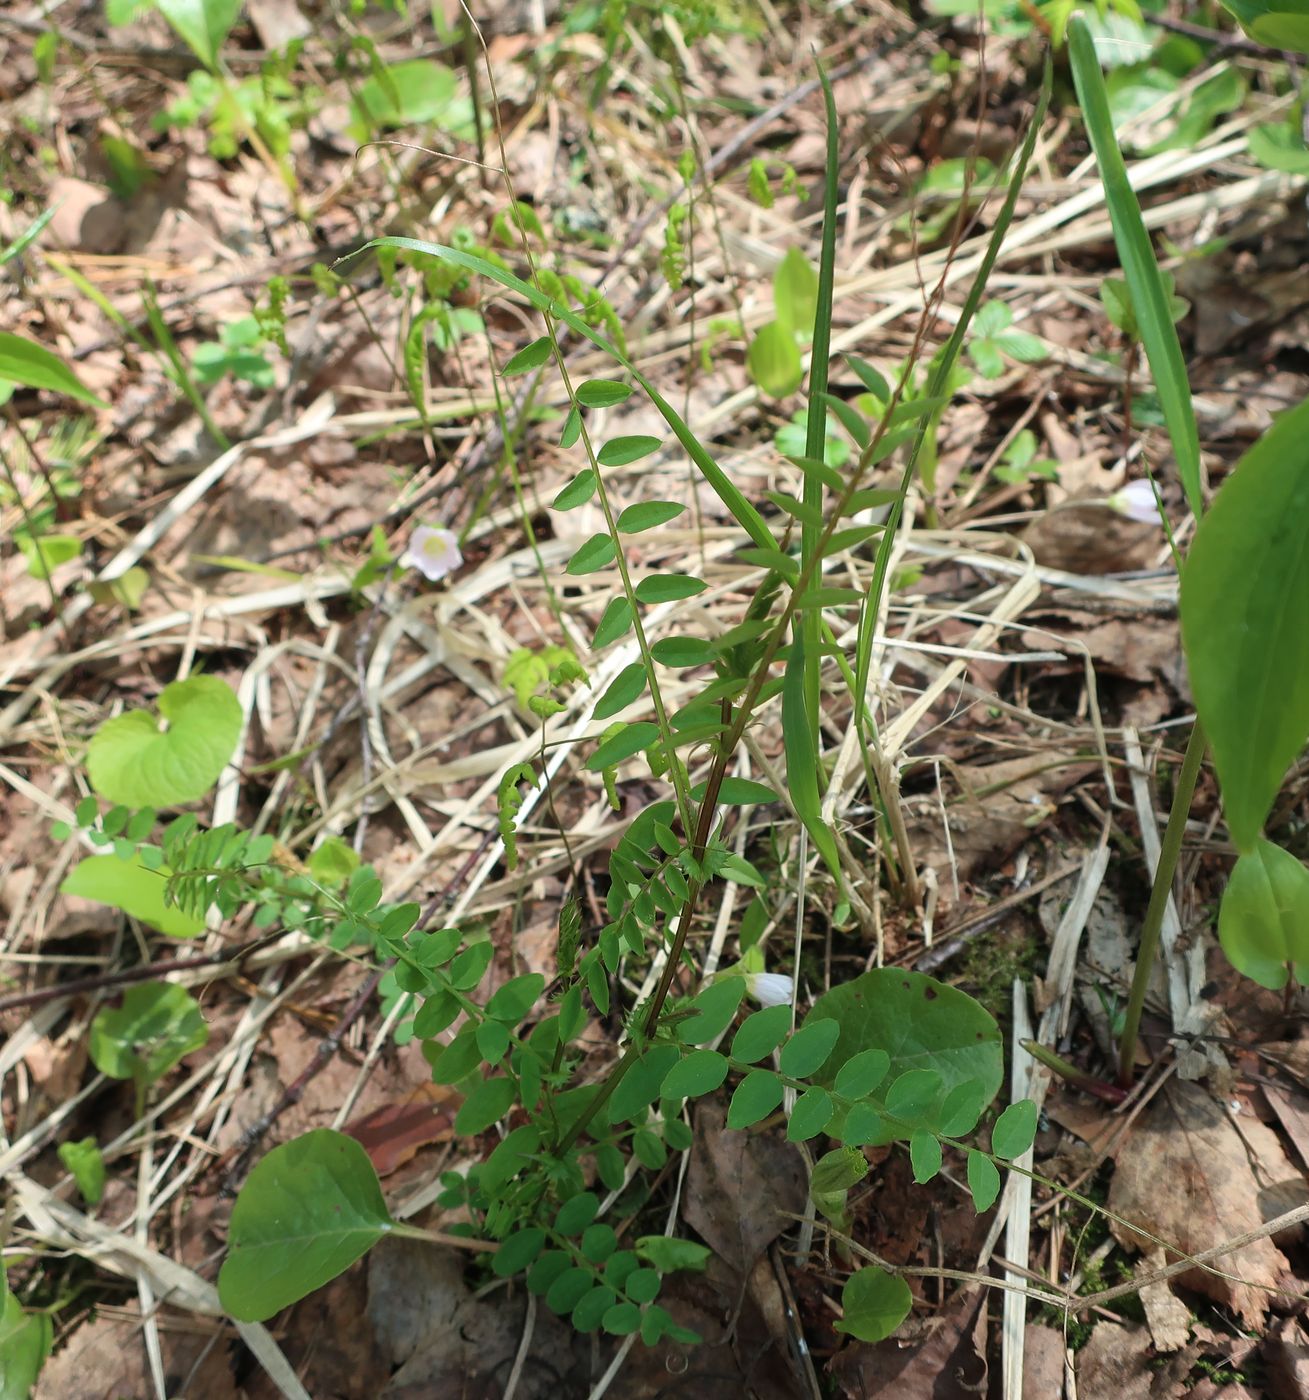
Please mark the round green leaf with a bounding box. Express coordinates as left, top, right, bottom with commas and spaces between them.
748, 320, 803, 398
546, 1266, 594, 1314
554, 1191, 600, 1235
806, 969, 1003, 1144
885, 1069, 945, 1123
572, 1284, 618, 1332
660, 1050, 729, 1101
454, 1075, 516, 1135
527, 1250, 570, 1296
486, 972, 546, 1024
835, 1266, 912, 1343
89, 982, 208, 1086
1217, 839, 1309, 988
676, 977, 746, 1046
609, 1044, 682, 1124
603, 1301, 642, 1335
778, 1019, 840, 1078
728, 1069, 784, 1129
61, 853, 205, 938
582, 1223, 617, 1263
967, 1149, 1002, 1212
86, 675, 243, 808
992, 1099, 1038, 1160
218, 1130, 394, 1321
787, 1086, 834, 1141
625, 1267, 660, 1304
909, 1129, 942, 1184
833, 1048, 890, 1100
1180, 395, 1309, 850
493, 1227, 546, 1277
731, 1005, 792, 1064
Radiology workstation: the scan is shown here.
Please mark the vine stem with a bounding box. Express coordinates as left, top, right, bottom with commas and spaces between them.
1116, 720, 1206, 1085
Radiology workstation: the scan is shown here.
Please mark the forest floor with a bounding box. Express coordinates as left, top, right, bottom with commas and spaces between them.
3, 0, 1309, 1396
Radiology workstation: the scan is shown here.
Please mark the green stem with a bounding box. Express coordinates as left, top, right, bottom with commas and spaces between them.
1117, 720, 1206, 1085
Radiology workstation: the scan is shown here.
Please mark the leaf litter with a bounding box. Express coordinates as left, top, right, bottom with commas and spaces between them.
3, 0, 1309, 1396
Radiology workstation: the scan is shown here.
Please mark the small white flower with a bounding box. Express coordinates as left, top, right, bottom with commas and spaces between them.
1110, 479, 1163, 526
745, 971, 794, 1008
400, 525, 462, 582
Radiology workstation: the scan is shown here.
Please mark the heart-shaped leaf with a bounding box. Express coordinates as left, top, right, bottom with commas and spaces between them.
62, 853, 206, 938
89, 982, 208, 1087
86, 675, 242, 808
219, 1130, 397, 1321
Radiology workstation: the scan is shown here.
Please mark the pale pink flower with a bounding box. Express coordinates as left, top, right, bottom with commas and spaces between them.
1111, 479, 1163, 525
401, 525, 462, 581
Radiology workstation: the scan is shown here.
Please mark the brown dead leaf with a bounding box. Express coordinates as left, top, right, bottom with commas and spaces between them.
684, 1100, 807, 1277
1108, 1081, 1294, 1325
1136, 1249, 1193, 1353
1074, 1323, 1158, 1400
828, 1288, 987, 1400
1264, 1315, 1309, 1398
1022, 1323, 1067, 1400
1020, 502, 1161, 574
35, 1311, 237, 1400
344, 1083, 456, 1176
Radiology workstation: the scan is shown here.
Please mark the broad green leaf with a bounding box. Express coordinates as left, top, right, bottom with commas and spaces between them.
727, 1069, 784, 1128
598, 435, 661, 466
587, 721, 659, 770
16, 532, 80, 580
577, 378, 633, 407
603, 1301, 642, 1335
806, 969, 1003, 1144
89, 982, 208, 1087
553, 469, 596, 510
502, 336, 553, 375
616, 501, 684, 533
676, 977, 746, 1046
546, 1267, 593, 1314
352, 58, 468, 134
773, 247, 819, 339
625, 1267, 660, 1303
787, 1086, 834, 1141
967, 1149, 1001, 1212
486, 973, 546, 1023
938, 1079, 990, 1137
581, 1223, 617, 1263
306, 836, 359, 889
0, 330, 106, 407
782, 636, 843, 881
1181, 396, 1309, 850
992, 1099, 1038, 1159
1220, 0, 1309, 50
566, 533, 617, 575
731, 1005, 792, 1063
778, 1019, 840, 1077
347, 238, 777, 555
747, 320, 803, 398
219, 1130, 395, 1321
573, 1285, 618, 1331
0, 1291, 52, 1400
835, 1267, 912, 1342
594, 663, 647, 719
57, 1136, 106, 1205
157, 0, 242, 67
86, 675, 242, 808
634, 573, 706, 603
660, 1050, 728, 1100
1217, 840, 1309, 988
1068, 17, 1201, 515
62, 853, 206, 938
909, 1130, 942, 1183
608, 1045, 681, 1124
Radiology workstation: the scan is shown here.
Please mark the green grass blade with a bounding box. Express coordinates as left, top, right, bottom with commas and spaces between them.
852, 59, 1053, 723
1068, 16, 1202, 517
783, 636, 844, 886
801, 59, 842, 757
340, 237, 776, 555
